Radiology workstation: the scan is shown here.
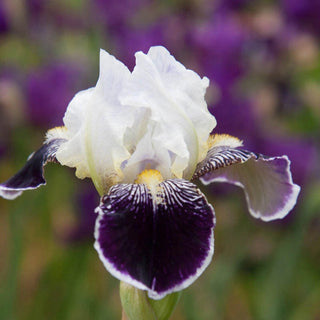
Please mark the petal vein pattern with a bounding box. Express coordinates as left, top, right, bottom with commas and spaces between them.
0, 47, 301, 302
94, 179, 215, 299
193, 147, 254, 179
196, 134, 300, 220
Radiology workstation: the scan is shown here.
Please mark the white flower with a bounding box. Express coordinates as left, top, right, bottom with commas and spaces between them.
48, 46, 216, 195
0, 46, 300, 300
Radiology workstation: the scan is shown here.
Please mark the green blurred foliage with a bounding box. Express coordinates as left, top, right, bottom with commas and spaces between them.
0, 0, 319, 319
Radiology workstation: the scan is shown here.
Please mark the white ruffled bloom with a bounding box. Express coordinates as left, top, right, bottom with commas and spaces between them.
49, 46, 216, 194
0, 45, 300, 301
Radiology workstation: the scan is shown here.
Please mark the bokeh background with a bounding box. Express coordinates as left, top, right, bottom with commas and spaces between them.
0, 0, 319, 319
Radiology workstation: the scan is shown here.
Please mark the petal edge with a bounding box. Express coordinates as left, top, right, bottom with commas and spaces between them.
0, 138, 66, 199
200, 154, 300, 221
94, 179, 215, 299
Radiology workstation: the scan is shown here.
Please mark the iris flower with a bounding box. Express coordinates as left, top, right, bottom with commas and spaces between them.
0, 46, 300, 300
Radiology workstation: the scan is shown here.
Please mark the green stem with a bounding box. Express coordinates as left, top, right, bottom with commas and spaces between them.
119, 282, 181, 320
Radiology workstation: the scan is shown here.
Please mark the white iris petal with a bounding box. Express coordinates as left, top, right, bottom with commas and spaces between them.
55, 50, 136, 193
120, 46, 216, 180
50, 46, 215, 190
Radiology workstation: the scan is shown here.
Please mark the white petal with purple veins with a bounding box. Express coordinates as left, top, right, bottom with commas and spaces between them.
201, 154, 300, 221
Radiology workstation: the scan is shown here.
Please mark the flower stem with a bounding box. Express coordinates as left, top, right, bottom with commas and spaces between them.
121, 310, 129, 320
119, 281, 181, 320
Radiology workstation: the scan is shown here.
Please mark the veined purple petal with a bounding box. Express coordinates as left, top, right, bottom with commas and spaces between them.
197, 142, 300, 221
193, 146, 254, 180
0, 138, 66, 200
94, 179, 215, 299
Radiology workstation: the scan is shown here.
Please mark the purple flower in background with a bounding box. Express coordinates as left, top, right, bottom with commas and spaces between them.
65, 183, 99, 243
26, 0, 45, 18
190, 14, 249, 93
0, 47, 300, 299
26, 63, 86, 128
113, 24, 166, 70
282, 0, 320, 36
0, 2, 9, 34
93, 0, 148, 30
211, 97, 257, 139
215, 0, 250, 12
26, 0, 87, 30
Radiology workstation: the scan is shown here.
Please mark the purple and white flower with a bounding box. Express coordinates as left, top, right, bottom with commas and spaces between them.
0, 46, 300, 300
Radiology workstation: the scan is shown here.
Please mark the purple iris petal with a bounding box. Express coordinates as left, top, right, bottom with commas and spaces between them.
0, 138, 66, 200
94, 179, 215, 299
200, 150, 300, 221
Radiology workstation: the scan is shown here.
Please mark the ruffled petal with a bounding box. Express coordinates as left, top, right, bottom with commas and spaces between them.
55, 49, 137, 193
120, 46, 216, 180
0, 138, 66, 199
94, 179, 215, 299
42, 47, 216, 189
196, 134, 300, 221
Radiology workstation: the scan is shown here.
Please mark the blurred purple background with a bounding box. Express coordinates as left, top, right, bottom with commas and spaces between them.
0, 1, 319, 319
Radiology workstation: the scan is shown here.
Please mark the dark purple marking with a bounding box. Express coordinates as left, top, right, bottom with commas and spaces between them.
192, 145, 258, 180
94, 179, 215, 299
0, 138, 66, 199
